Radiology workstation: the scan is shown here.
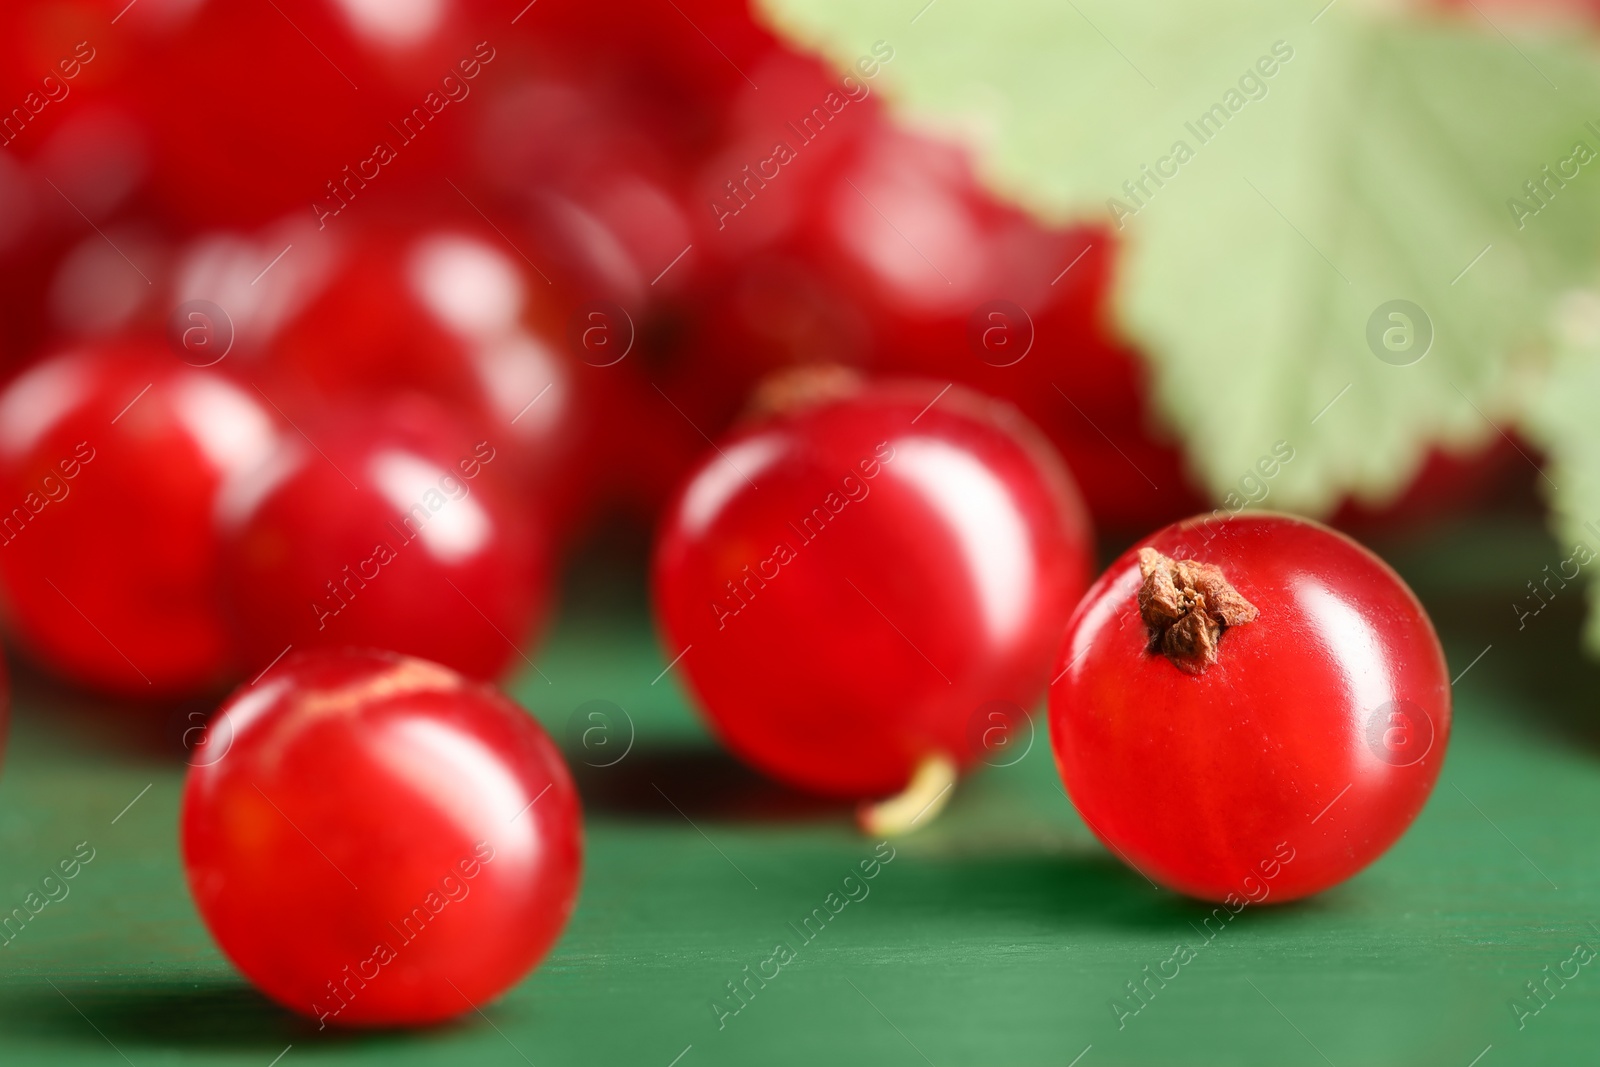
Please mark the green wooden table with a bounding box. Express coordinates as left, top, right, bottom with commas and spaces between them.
2, 517, 1597, 1066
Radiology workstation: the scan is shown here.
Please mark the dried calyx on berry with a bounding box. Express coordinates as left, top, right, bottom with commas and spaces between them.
1136, 547, 1258, 674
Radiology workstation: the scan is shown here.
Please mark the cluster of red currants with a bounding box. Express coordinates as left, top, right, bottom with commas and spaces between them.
0, 0, 1215, 543
0, 0, 1453, 1032
0, 369, 1454, 1028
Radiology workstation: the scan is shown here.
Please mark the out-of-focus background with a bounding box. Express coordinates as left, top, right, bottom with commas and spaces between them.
3, 0, 1600, 1063
10, 0, 1593, 559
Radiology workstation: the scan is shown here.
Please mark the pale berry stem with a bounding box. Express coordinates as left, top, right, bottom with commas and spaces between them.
856, 753, 959, 837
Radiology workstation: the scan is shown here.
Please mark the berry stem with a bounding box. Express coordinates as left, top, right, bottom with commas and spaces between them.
856, 753, 958, 837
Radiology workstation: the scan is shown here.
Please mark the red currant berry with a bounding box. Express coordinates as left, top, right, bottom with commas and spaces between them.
533, 0, 772, 118
258, 225, 561, 434
233, 222, 605, 537
182, 648, 581, 1027
0, 339, 279, 695
1049, 513, 1451, 903
478, 79, 699, 307
1331, 440, 1519, 538
129, 0, 499, 227
654, 377, 1092, 818
219, 400, 548, 682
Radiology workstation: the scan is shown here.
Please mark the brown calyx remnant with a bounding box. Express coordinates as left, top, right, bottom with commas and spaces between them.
1137, 547, 1259, 674
742, 364, 864, 423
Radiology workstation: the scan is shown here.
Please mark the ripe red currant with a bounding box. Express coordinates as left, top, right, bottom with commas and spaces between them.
654, 377, 1092, 820
240, 222, 602, 535
0, 339, 279, 695
478, 76, 700, 307
128, 0, 499, 227
182, 648, 582, 1027
1049, 513, 1451, 903
219, 399, 548, 682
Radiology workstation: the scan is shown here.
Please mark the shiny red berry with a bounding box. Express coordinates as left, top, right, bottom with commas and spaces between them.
182, 648, 581, 1027
0, 340, 279, 695
1050, 513, 1451, 903
654, 377, 1092, 803
219, 400, 549, 682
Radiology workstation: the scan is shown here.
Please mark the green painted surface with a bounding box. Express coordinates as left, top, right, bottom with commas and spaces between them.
1, 518, 1597, 1066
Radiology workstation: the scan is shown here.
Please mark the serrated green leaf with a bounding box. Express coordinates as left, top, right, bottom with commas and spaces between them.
1526, 289, 1600, 654
756, 0, 1600, 512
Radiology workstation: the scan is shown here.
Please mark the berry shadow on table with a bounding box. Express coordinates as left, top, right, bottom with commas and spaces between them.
2, 657, 235, 771
566, 742, 853, 824
0, 977, 347, 1053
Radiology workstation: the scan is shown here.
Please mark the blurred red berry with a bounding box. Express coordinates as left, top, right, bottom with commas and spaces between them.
0, 339, 280, 695
219, 399, 549, 682
159, 219, 610, 535
123, 0, 505, 228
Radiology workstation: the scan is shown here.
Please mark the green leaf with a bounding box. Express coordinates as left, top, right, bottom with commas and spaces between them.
755, 0, 1600, 513
1526, 289, 1600, 654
